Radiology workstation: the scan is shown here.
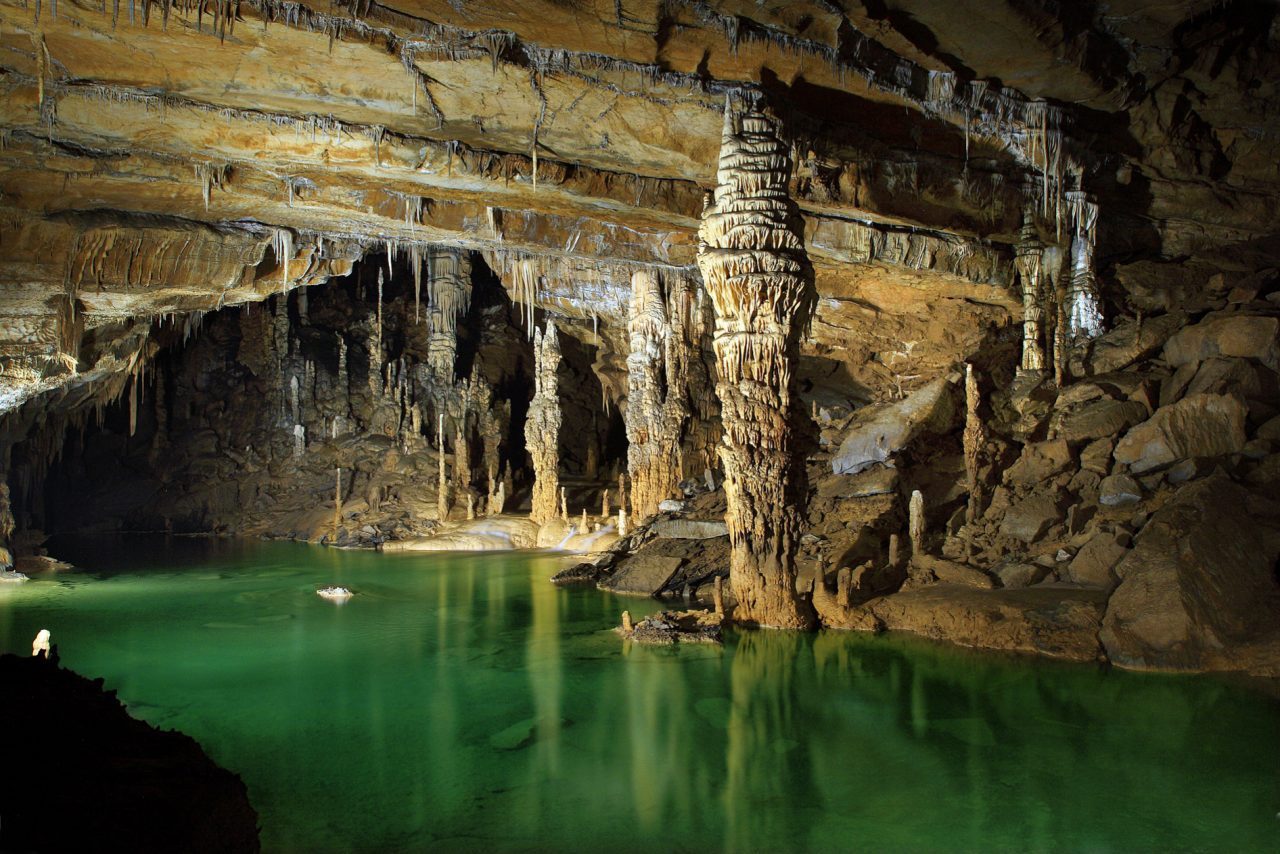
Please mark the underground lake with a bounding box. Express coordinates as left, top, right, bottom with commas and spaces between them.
1, 536, 1277, 852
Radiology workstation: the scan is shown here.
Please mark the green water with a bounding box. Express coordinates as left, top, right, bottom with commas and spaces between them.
1, 539, 1277, 852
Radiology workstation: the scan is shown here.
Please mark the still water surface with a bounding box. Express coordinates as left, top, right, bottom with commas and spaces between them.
1, 538, 1277, 852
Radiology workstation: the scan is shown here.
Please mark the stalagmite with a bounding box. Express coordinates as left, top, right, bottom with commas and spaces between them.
889, 533, 901, 570
467, 493, 475, 520
493, 481, 505, 515
437, 413, 449, 520
836, 567, 852, 607
1015, 211, 1046, 375
625, 269, 690, 520
525, 321, 562, 525
621, 611, 633, 632
618, 508, 627, 537
962, 363, 986, 529
602, 488, 610, 517
290, 375, 300, 424
713, 575, 724, 617
617, 471, 627, 515
1065, 192, 1105, 343
560, 487, 568, 523
333, 467, 342, 541
696, 89, 818, 629
580, 508, 588, 532
908, 490, 925, 561
293, 424, 305, 458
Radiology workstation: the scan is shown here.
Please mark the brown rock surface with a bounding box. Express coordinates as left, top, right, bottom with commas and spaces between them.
1101, 475, 1280, 672
1114, 393, 1248, 473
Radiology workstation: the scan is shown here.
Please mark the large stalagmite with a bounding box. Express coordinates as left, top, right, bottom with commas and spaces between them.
625, 269, 691, 521
696, 91, 817, 630
525, 321, 562, 526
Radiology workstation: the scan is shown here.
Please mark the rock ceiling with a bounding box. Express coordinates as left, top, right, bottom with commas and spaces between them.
1, 0, 1277, 422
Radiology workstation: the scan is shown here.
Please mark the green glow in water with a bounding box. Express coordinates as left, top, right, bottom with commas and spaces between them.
2, 538, 1277, 852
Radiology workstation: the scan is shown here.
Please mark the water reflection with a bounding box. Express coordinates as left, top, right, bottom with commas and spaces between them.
2, 539, 1276, 852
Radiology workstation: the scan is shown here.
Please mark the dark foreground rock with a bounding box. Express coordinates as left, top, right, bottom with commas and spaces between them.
0, 654, 260, 853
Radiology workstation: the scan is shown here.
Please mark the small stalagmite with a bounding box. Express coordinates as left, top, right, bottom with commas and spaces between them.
695, 89, 818, 630
602, 488, 610, 518
889, 533, 901, 569
618, 508, 627, 538
560, 487, 568, 523
962, 363, 986, 529
525, 321, 562, 526
908, 490, 926, 561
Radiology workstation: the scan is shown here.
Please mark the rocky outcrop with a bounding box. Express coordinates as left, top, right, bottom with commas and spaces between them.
1, 654, 260, 852
1101, 475, 1280, 673
696, 91, 816, 630
1114, 393, 1248, 473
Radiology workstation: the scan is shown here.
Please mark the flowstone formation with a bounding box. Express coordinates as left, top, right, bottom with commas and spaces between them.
525, 321, 562, 526
696, 91, 817, 630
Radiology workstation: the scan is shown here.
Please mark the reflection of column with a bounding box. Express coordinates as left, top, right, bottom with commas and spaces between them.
527, 557, 563, 784
724, 631, 813, 850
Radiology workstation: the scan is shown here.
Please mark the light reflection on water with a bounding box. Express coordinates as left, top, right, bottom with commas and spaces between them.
1, 537, 1277, 852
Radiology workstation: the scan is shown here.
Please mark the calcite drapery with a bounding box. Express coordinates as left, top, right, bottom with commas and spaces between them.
624, 269, 692, 521
1065, 192, 1105, 343
696, 90, 817, 630
1015, 212, 1046, 374
425, 247, 471, 385
525, 320, 562, 526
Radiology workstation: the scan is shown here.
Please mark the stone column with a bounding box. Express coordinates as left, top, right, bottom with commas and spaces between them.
625, 269, 689, 521
1065, 191, 1104, 343
425, 247, 471, 385
525, 320, 562, 525
696, 90, 817, 630
1015, 211, 1045, 375
962, 363, 986, 528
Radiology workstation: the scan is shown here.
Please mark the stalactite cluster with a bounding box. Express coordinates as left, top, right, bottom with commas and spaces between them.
696, 90, 817, 630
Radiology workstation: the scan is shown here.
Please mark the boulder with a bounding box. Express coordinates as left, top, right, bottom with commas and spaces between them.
1099, 474, 1142, 506
1079, 437, 1115, 474
1100, 475, 1280, 671
995, 562, 1050, 589
1050, 398, 1150, 443
999, 494, 1063, 543
1166, 457, 1216, 484
1070, 313, 1185, 377
1163, 314, 1280, 371
1258, 415, 1280, 442
1185, 357, 1263, 400
657, 499, 686, 512
914, 555, 996, 589
1113, 393, 1248, 473
649, 519, 729, 540
1004, 440, 1073, 487
1066, 530, 1130, 587
832, 374, 958, 475
598, 555, 686, 595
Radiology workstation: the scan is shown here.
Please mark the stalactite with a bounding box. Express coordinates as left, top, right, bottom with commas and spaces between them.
424, 247, 471, 386
696, 89, 816, 630
525, 321, 562, 526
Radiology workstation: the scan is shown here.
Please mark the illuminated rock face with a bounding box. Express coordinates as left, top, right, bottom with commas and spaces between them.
525, 321, 561, 526
696, 92, 817, 630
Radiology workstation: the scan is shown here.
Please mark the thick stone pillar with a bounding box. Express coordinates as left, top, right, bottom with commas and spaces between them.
525, 320, 562, 525
425, 247, 471, 385
696, 91, 817, 630
625, 269, 690, 521
1015, 212, 1046, 375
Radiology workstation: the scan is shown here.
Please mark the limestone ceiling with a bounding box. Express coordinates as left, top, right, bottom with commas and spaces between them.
0, 0, 1277, 419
